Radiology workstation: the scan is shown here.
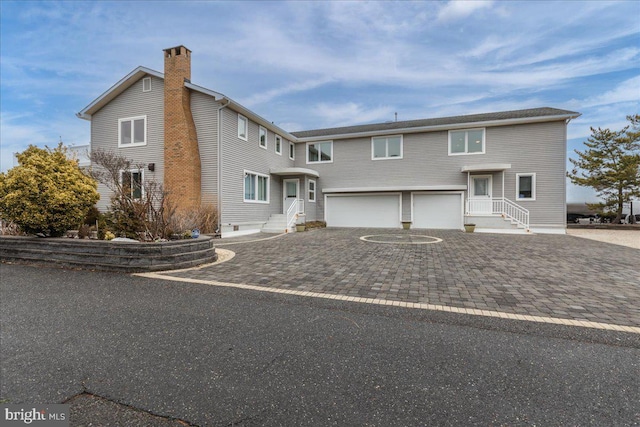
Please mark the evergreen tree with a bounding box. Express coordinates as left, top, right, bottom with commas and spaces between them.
568, 115, 640, 223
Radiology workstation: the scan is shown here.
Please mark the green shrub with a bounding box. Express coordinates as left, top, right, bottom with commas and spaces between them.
0, 144, 99, 237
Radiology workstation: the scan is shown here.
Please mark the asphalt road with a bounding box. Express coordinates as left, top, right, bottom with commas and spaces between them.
1, 263, 639, 426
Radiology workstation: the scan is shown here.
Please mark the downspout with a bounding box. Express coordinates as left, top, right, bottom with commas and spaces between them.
466, 172, 470, 214
217, 98, 231, 234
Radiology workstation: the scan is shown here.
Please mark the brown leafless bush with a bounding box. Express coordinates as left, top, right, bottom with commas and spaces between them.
165, 202, 218, 236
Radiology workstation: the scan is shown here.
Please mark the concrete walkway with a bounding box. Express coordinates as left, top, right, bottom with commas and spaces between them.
154, 229, 640, 329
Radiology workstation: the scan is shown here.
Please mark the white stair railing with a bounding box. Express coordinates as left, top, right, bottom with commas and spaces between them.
493, 197, 530, 230
466, 197, 530, 230
286, 199, 298, 230
286, 199, 306, 230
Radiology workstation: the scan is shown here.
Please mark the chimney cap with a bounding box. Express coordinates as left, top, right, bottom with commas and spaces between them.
163, 45, 191, 55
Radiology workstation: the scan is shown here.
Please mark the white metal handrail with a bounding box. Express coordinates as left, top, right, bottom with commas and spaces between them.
466, 197, 529, 230
494, 197, 529, 229
286, 199, 305, 229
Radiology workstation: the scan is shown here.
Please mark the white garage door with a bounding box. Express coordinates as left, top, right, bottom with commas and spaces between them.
326, 194, 401, 228
413, 193, 463, 229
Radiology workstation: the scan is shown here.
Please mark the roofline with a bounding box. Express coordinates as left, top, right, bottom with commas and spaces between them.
222, 97, 299, 142
77, 66, 163, 120
323, 185, 468, 193
295, 112, 581, 142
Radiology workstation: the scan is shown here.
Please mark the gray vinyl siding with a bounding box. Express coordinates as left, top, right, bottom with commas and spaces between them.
301, 121, 568, 226
90, 75, 164, 210
219, 108, 295, 225
190, 92, 219, 206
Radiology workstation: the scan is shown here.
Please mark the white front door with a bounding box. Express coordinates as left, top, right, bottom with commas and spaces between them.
470, 175, 492, 214
283, 179, 299, 214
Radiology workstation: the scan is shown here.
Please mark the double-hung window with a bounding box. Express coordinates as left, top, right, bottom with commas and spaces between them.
238, 114, 248, 141
244, 171, 269, 203
259, 126, 267, 149
449, 129, 485, 155
118, 116, 147, 148
516, 173, 536, 200
308, 179, 316, 202
275, 135, 282, 155
372, 135, 402, 160
121, 169, 143, 199
307, 141, 333, 164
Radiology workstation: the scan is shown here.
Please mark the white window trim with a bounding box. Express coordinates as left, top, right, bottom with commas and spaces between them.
308, 179, 316, 203
243, 170, 270, 204
275, 135, 282, 155
371, 135, 403, 160
142, 77, 151, 92
259, 126, 267, 149
306, 141, 333, 164
516, 173, 536, 201
118, 115, 147, 148
448, 128, 485, 156
238, 114, 248, 141
119, 168, 144, 200
289, 142, 295, 160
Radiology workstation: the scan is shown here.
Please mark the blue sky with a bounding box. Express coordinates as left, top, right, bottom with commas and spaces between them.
1, 1, 639, 202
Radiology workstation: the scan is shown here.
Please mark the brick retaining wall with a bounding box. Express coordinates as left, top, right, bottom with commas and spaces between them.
0, 236, 217, 272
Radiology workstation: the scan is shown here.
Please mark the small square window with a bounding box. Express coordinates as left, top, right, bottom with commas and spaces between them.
517, 173, 536, 200
372, 135, 402, 160
118, 116, 147, 147
307, 141, 333, 163
238, 114, 248, 141
275, 135, 282, 155
449, 129, 485, 155
259, 126, 267, 149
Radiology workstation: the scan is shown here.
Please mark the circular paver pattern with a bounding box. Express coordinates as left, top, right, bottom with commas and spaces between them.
360, 234, 443, 244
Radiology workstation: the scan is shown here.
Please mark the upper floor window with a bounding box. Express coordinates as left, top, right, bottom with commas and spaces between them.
307, 141, 333, 164
118, 116, 147, 148
372, 135, 402, 160
238, 114, 248, 141
449, 129, 485, 155
142, 77, 151, 92
516, 173, 536, 200
121, 169, 143, 199
259, 126, 267, 149
289, 142, 295, 160
275, 135, 282, 155
244, 171, 269, 203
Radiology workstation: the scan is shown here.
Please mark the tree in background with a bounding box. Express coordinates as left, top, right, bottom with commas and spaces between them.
568, 115, 640, 223
0, 144, 99, 236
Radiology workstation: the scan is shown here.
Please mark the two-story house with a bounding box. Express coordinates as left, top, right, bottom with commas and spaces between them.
78, 45, 580, 237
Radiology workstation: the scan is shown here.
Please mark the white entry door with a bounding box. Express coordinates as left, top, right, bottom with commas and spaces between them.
283, 179, 299, 214
470, 175, 492, 214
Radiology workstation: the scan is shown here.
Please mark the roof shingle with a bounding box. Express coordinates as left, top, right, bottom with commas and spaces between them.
291, 107, 580, 139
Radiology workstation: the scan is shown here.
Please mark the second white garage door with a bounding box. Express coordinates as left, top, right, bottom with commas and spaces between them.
325, 194, 401, 228
412, 193, 463, 229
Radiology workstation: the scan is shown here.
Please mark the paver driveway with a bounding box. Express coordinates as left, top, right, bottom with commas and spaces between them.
162, 228, 640, 328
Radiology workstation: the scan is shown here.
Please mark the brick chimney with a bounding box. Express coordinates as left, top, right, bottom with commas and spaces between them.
163, 45, 201, 212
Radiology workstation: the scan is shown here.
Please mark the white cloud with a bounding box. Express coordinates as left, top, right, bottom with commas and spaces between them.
311, 102, 395, 128
437, 0, 494, 22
